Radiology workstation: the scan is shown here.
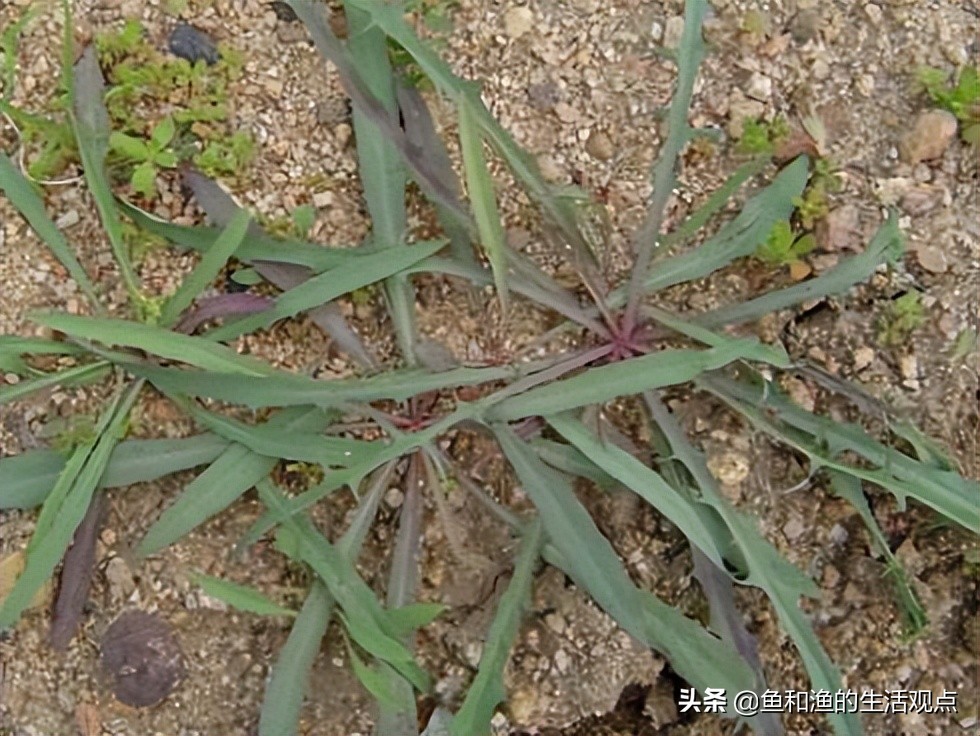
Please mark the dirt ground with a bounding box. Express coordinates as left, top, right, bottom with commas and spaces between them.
0, 1, 977, 735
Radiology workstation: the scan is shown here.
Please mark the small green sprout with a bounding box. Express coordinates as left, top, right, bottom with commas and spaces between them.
737, 115, 790, 156
755, 219, 816, 267
793, 157, 842, 229
917, 65, 980, 144
193, 130, 255, 178
877, 291, 927, 347
109, 116, 179, 198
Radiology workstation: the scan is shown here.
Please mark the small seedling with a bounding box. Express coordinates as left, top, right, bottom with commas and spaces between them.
109, 117, 179, 198
877, 291, 927, 347
917, 65, 980, 145
755, 219, 816, 268
737, 115, 790, 156
793, 156, 842, 229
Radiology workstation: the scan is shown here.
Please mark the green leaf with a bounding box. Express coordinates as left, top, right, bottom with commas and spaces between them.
30, 313, 276, 376
109, 131, 151, 161
458, 96, 509, 314
493, 425, 758, 699
342, 629, 414, 711
386, 602, 447, 638
0, 153, 102, 309
159, 209, 251, 327
150, 116, 176, 148
0, 362, 111, 406
154, 150, 178, 168
71, 46, 142, 302
258, 467, 389, 736
0, 382, 141, 630
488, 340, 789, 421
191, 571, 296, 617
137, 407, 332, 556
202, 240, 446, 342
451, 518, 541, 736
130, 161, 157, 198
0, 434, 229, 510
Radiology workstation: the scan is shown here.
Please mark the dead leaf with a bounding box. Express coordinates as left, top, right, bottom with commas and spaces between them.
0, 551, 53, 612
74, 702, 102, 736
789, 260, 812, 281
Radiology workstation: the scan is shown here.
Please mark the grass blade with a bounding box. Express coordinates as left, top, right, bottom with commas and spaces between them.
696, 211, 903, 328
0, 152, 101, 309
0, 361, 110, 406
487, 340, 789, 421
827, 471, 927, 635
258, 480, 431, 693
643, 391, 863, 736
624, 0, 708, 325
0, 380, 140, 630
450, 517, 542, 736
458, 96, 508, 314
202, 240, 446, 342
700, 369, 980, 533
190, 571, 296, 617
493, 425, 758, 698
70, 46, 141, 303
136, 407, 332, 556
546, 413, 730, 569
159, 210, 251, 327
130, 362, 519, 410
258, 464, 391, 736
0, 434, 230, 510
30, 313, 275, 376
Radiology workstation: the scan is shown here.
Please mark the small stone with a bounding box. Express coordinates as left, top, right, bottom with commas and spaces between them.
585, 130, 614, 160
900, 185, 944, 216
863, 3, 883, 23
706, 451, 750, 498
900, 110, 958, 164
663, 16, 685, 48
312, 190, 334, 208
553, 102, 578, 124
104, 557, 136, 603
820, 204, 861, 251
544, 612, 566, 634
537, 154, 563, 182
384, 487, 404, 508
899, 354, 919, 382
853, 346, 875, 371
790, 9, 821, 44
527, 80, 560, 111
915, 245, 948, 274
822, 564, 841, 588
782, 518, 806, 542
168, 24, 219, 65
727, 90, 765, 138
745, 72, 772, 102
829, 523, 849, 546
503, 7, 534, 39
56, 210, 80, 230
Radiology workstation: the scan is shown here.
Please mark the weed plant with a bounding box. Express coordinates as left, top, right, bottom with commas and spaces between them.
1, 2, 977, 735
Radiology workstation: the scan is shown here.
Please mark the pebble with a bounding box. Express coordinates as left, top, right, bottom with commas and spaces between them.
820, 204, 861, 251
745, 72, 772, 102
899, 353, 919, 382
168, 24, 220, 66
853, 346, 875, 371
899, 110, 958, 164
585, 130, 614, 160
900, 185, 945, 216
662, 16, 685, 48
782, 518, 806, 542
915, 244, 948, 273
726, 90, 765, 138
503, 7, 534, 39
829, 523, 849, 546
